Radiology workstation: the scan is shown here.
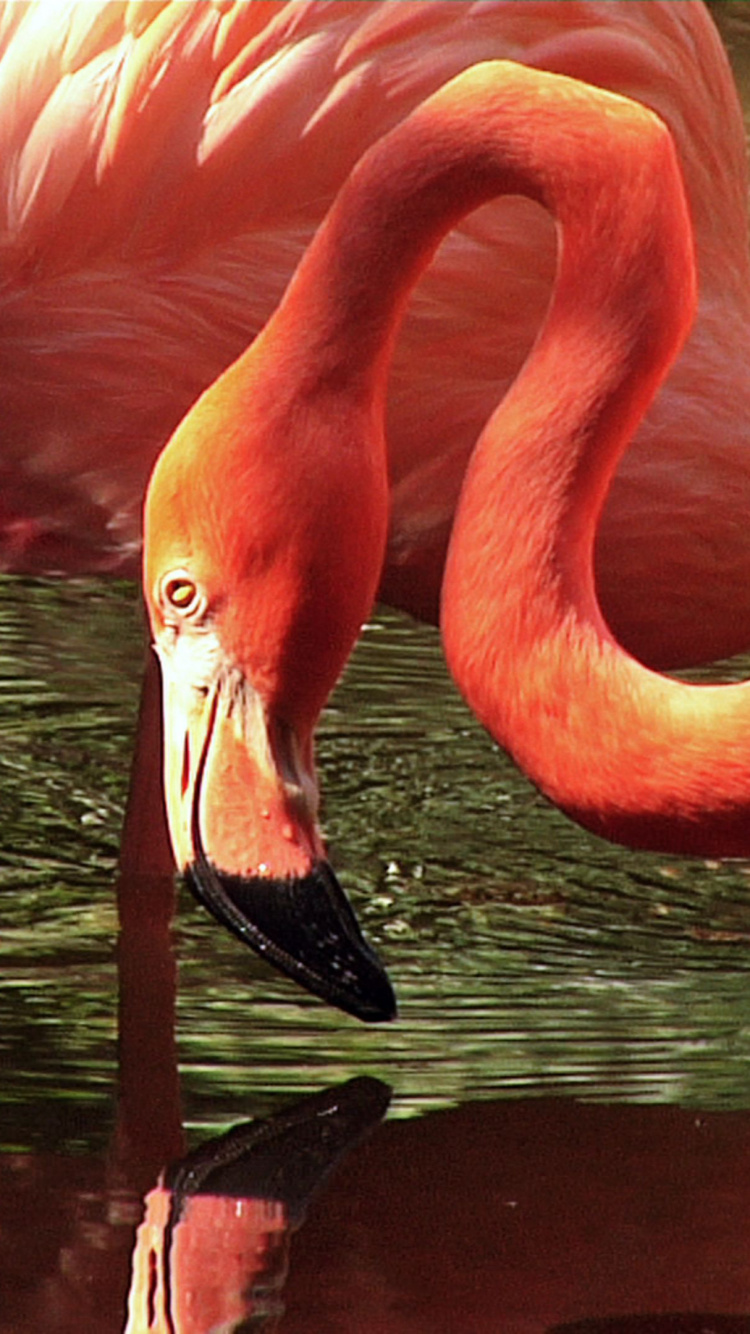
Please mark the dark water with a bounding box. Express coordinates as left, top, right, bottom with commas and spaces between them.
5, 7, 750, 1330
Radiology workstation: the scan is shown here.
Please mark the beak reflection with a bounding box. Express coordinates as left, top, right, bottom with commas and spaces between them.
125, 1077, 391, 1333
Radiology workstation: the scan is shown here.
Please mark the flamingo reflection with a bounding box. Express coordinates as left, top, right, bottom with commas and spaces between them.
123, 1077, 390, 1334
115, 761, 391, 1333
3, 871, 750, 1332
0, 774, 390, 1333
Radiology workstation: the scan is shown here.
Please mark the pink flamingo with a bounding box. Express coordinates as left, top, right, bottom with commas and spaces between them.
142, 58, 710, 1022
4, 3, 749, 1013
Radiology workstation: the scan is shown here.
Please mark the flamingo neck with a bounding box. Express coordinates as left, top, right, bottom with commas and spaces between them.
260, 69, 556, 406
208, 60, 749, 858
436, 75, 750, 858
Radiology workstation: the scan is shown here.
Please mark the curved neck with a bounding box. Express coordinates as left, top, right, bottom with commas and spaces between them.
267, 61, 692, 415
431, 73, 750, 858
263, 62, 654, 407
234, 61, 741, 856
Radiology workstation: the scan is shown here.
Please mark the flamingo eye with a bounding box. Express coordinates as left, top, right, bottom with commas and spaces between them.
159, 571, 206, 620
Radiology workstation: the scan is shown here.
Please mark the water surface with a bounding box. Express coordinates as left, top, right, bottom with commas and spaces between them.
3, 579, 750, 1150
3, 576, 750, 1328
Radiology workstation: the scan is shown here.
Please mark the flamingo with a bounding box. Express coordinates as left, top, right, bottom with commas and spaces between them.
2, 0, 749, 668
142, 59, 702, 1023
5, 1, 750, 1014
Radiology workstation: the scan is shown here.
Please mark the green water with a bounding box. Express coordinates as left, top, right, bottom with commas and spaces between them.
2, 577, 750, 1159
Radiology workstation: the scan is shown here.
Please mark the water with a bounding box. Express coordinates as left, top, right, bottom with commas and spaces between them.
5, 581, 750, 1145
3, 578, 750, 1329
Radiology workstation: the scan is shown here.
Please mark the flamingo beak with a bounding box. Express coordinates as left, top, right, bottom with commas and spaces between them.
157, 655, 396, 1022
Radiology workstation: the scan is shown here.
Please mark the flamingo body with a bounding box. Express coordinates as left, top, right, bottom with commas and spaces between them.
2, 0, 750, 667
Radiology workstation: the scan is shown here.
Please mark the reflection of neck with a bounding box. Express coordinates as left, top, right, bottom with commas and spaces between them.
116, 652, 184, 1188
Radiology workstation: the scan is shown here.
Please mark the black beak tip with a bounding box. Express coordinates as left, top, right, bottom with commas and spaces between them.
184, 856, 397, 1023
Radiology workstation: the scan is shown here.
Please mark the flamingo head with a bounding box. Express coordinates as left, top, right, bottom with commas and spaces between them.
142, 342, 395, 1022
